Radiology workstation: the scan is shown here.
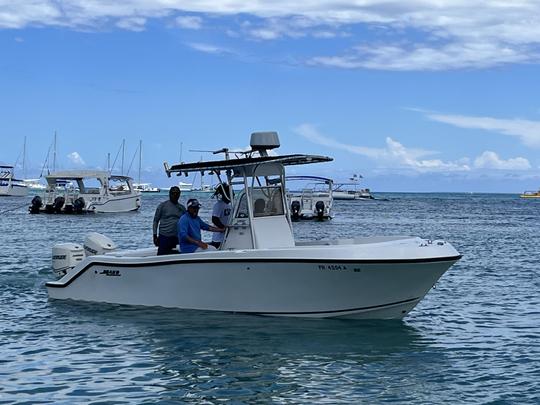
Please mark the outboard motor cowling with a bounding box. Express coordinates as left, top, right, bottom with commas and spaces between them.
29, 195, 42, 214
73, 197, 85, 213
52, 243, 85, 277
84, 232, 117, 256
290, 200, 301, 221
315, 200, 325, 221
53, 196, 65, 213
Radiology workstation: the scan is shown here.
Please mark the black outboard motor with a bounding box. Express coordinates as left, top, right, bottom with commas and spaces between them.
290, 200, 301, 221
53, 196, 65, 213
29, 196, 43, 214
315, 200, 325, 221
73, 197, 85, 214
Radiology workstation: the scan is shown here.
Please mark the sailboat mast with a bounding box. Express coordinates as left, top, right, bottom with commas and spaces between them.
107, 153, 111, 173
52, 131, 57, 172
138, 140, 142, 185
22, 136, 27, 179
121, 139, 125, 175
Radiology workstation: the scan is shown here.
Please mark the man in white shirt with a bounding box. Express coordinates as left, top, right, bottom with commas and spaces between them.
210, 184, 232, 249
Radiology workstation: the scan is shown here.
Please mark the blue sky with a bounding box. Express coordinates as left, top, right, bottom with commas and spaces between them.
2, 1, 540, 192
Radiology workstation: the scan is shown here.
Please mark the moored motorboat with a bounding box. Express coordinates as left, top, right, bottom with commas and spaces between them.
286, 175, 333, 220
520, 190, 540, 198
0, 166, 28, 197
134, 183, 160, 193
30, 170, 141, 214
46, 132, 461, 319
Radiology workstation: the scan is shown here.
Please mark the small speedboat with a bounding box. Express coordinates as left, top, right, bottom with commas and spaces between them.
0, 165, 28, 197
520, 190, 540, 198
134, 183, 160, 193
333, 183, 374, 200
30, 170, 141, 214
46, 132, 461, 319
286, 175, 333, 220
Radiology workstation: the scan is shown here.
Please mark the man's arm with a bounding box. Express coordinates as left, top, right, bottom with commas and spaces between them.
152, 203, 162, 246
185, 235, 208, 249
200, 218, 224, 233
212, 216, 225, 228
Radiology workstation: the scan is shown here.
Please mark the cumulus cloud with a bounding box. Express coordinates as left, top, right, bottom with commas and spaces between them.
175, 15, 202, 29
425, 112, 540, 148
474, 151, 531, 170
295, 123, 471, 172
3, 1, 540, 70
67, 151, 85, 166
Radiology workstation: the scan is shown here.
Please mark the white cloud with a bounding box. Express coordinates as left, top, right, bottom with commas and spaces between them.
175, 15, 202, 30
309, 42, 531, 71
186, 42, 231, 55
295, 123, 470, 172
3, 1, 540, 70
116, 17, 146, 31
425, 113, 540, 148
67, 151, 85, 166
474, 151, 531, 170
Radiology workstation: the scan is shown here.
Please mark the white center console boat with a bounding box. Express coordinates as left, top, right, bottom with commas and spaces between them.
46, 132, 461, 319
30, 171, 141, 214
286, 175, 333, 220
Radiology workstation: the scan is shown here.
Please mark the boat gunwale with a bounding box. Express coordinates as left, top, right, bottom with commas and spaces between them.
46, 254, 463, 289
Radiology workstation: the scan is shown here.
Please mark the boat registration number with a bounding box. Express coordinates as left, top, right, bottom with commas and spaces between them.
318, 264, 360, 272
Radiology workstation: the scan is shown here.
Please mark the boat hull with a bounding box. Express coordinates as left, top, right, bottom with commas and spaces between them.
47, 239, 460, 319
0, 184, 28, 197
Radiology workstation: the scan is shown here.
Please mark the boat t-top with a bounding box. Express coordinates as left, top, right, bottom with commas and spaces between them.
30, 170, 141, 214
286, 175, 333, 221
46, 132, 461, 319
0, 165, 28, 197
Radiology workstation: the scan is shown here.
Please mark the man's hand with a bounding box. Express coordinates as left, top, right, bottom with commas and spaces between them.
199, 241, 208, 250
153, 235, 159, 247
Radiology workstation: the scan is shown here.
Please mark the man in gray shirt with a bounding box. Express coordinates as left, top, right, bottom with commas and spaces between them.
153, 186, 186, 255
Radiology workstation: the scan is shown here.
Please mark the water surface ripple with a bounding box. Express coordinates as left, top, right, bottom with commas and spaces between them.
0, 193, 538, 404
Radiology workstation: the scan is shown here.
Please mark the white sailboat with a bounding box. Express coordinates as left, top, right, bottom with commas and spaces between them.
132, 140, 160, 193
46, 132, 461, 319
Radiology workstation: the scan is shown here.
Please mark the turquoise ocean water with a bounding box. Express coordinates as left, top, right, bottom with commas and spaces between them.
0, 192, 539, 404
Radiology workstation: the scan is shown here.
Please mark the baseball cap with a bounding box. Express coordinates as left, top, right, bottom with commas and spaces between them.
187, 198, 201, 208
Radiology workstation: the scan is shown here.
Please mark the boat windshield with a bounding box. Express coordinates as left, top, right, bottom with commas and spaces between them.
252, 186, 284, 217
234, 186, 285, 218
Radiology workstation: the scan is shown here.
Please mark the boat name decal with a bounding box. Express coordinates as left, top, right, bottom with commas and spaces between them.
99, 269, 121, 277
318, 264, 354, 271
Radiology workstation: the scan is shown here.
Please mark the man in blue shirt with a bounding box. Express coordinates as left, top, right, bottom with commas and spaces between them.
178, 198, 224, 253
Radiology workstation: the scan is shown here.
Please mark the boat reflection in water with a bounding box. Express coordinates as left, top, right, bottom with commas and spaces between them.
46, 132, 461, 319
